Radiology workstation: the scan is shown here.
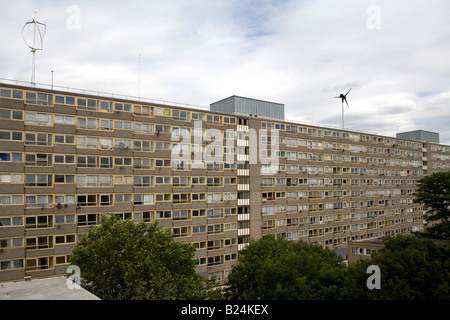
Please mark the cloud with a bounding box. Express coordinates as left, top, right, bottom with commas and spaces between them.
1, 0, 450, 144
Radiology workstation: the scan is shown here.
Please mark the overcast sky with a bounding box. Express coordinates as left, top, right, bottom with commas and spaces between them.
1, 0, 450, 144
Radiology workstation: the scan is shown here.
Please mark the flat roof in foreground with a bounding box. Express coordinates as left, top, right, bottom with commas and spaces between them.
0, 276, 100, 300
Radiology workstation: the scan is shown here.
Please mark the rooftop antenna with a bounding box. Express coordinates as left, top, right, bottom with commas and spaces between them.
22, 12, 46, 86
334, 88, 352, 129
138, 53, 141, 100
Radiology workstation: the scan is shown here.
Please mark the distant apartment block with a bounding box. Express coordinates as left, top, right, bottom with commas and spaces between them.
0, 82, 449, 283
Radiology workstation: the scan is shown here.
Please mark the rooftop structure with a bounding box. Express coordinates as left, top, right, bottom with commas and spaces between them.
210, 95, 285, 120
397, 130, 439, 143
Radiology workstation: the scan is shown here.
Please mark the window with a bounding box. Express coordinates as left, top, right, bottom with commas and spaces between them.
134, 211, 154, 223
114, 194, 132, 203
55, 234, 76, 245
0, 259, 24, 271
114, 157, 132, 166
25, 236, 53, 250
77, 195, 98, 206
172, 110, 189, 121
156, 210, 171, 219
192, 209, 206, 217
155, 142, 171, 150
207, 114, 221, 124
0, 130, 22, 141
0, 174, 23, 184
207, 193, 223, 203
0, 88, 23, 99
77, 117, 98, 130
100, 119, 113, 131
192, 177, 206, 185
223, 116, 236, 124
77, 156, 112, 168
173, 193, 190, 204
25, 132, 52, 146
207, 224, 223, 234
0, 195, 23, 205
25, 91, 53, 106
77, 98, 98, 111
55, 255, 71, 265
134, 158, 153, 169
77, 175, 113, 187
25, 195, 53, 208
114, 120, 132, 130
114, 102, 132, 112
26, 256, 53, 271
134, 194, 155, 205
25, 112, 53, 126
25, 174, 52, 187
133, 176, 154, 187
172, 160, 190, 170
191, 112, 205, 121
173, 226, 190, 238
155, 176, 171, 184
173, 210, 191, 220
155, 159, 171, 167
114, 176, 132, 185
208, 208, 223, 218
134, 140, 153, 152
77, 214, 100, 226
54, 134, 75, 144
208, 255, 223, 266
25, 216, 53, 229
134, 122, 153, 134
193, 225, 207, 233
172, 176, 190, 187
155, 107, 171, 117
134, 105, 153, 117
55, 95, 75, 105
206, 162, 223, 171
77, 136, 97, 149
192, 193, 205, 201
54, 154, 74, 164
0, 216, 23, 227
262, 206, 275, 215
54, 193, 75, 204
0, 152, 22, 162
172, 126, 190, 137
0, 109, 23, 120
0, 238, 23, 249
155, 194, 171, 202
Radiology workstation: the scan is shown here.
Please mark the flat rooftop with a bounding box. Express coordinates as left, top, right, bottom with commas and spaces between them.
0, 276, 100, 300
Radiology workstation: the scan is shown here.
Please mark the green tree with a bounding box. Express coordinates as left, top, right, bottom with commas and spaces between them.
70, 215, 217, 300
226, 235, 347, 299
343, 235, 450, 300
414, 171, 450, 239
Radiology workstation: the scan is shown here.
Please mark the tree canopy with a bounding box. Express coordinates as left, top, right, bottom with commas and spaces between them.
226, 235, 347, 299
227, 234, 450, 300
70, 214, 214, 300
414, 171, 450, 239
344, 235, 450, 300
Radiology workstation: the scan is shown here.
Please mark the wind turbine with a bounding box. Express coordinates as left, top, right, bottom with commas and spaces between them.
22, 13, 46, 86
334, 88, 352, 129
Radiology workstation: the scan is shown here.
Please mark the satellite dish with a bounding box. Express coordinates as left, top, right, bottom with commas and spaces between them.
22, 13, 46, 86
117, 142, 125, 151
